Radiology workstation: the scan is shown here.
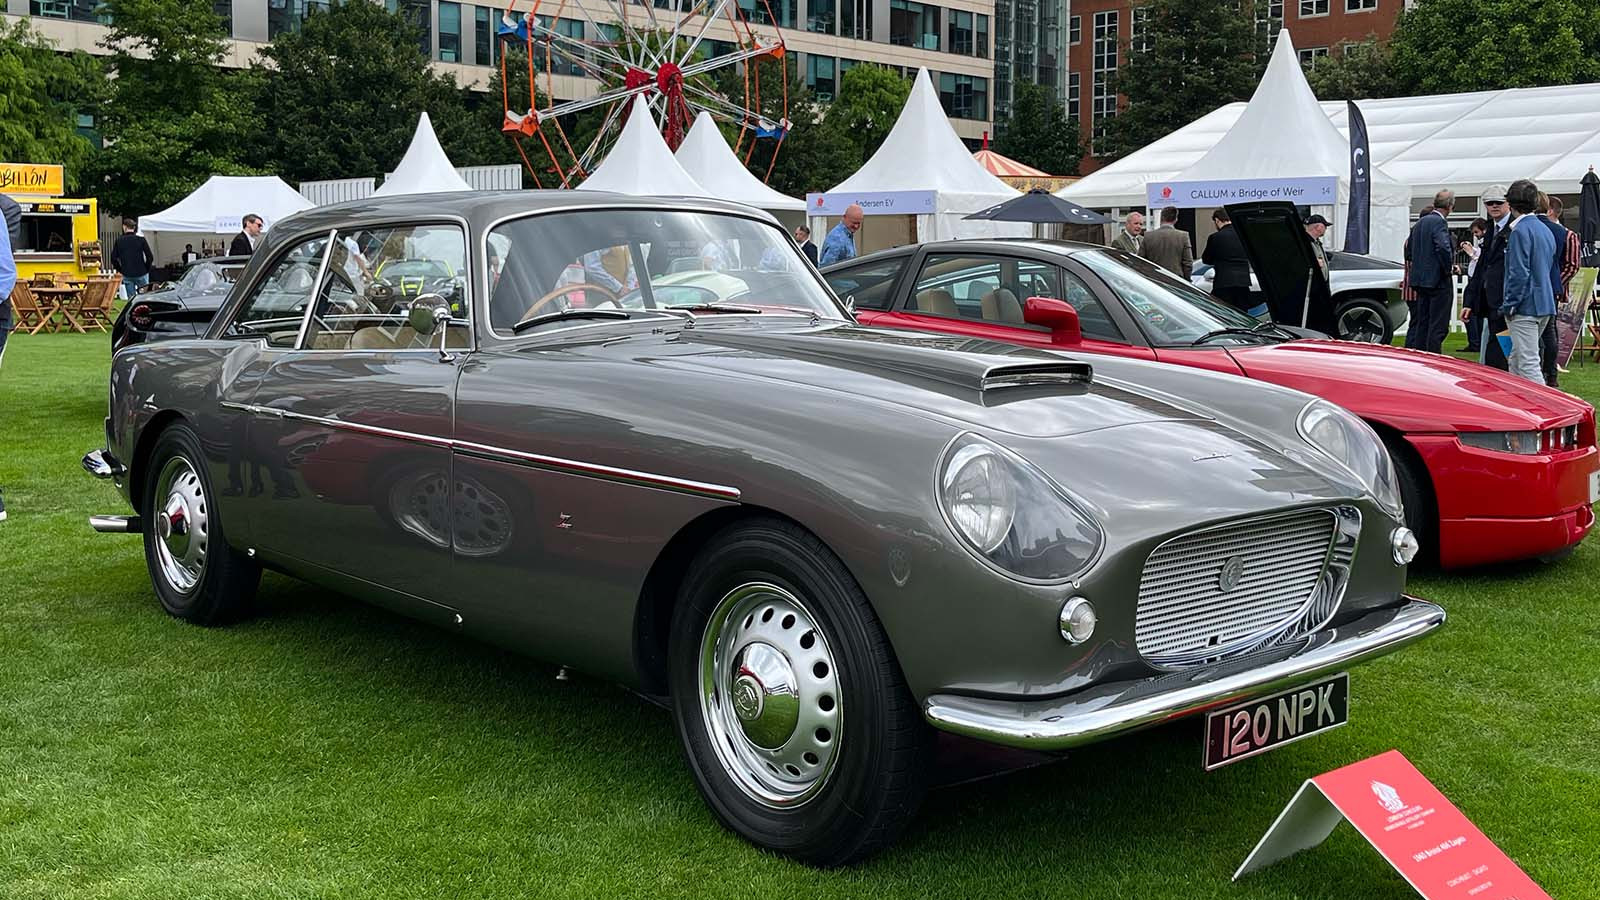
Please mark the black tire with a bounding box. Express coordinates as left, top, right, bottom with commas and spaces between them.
1380, 433, 1436, 568
668, 517, 932, 866
1334, 295, 1394, 344
141, 423, 262, 625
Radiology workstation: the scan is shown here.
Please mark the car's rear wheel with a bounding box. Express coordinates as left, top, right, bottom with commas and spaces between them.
142, 423, 261, 625
1335, 296, 1393, 343
668, 518, 931, 866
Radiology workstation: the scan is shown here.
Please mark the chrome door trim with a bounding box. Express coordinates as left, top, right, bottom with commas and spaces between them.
219, 401, 742, 501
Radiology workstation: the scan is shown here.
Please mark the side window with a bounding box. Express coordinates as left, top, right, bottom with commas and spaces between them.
822, 257, 908, 311
1054, 265, 1125, 343
909, 255, 1023, 324
303, 224, 470, 351
225, 233, 330, 347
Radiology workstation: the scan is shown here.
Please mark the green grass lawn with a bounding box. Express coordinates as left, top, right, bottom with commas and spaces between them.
1, 331, 1596, 899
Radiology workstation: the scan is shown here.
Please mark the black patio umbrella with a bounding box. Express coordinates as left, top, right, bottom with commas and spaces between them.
964, 189, 1112, 225
1579, 166, 1600, 266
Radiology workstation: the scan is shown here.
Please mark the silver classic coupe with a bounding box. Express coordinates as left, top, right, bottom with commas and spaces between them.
84, 192, 1444, 865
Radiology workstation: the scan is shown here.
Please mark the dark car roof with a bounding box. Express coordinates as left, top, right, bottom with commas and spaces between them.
824, 239, 1107, 270
271, 190, 778, 236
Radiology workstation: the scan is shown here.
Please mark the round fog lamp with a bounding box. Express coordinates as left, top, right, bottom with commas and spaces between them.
1059, 597, 1097, 644
1391, 527, 1419, 566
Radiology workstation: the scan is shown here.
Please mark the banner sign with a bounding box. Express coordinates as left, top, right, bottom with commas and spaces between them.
1146, 176, 1337, 210
1235, 750, 1551, 899
17, 201, 90, 215
1344, 101, 1371, 254
1556, 267, 1596, 367
212, 216, 244, 233
806, 190, 937, 216
0, 163, 65, 196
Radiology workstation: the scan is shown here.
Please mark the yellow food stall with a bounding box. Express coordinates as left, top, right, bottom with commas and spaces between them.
2, 163, 103, 281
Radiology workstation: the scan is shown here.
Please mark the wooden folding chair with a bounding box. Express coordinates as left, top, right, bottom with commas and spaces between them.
77, 276, 119, 333
7, 283, 57, 335
30, 272, 57, 287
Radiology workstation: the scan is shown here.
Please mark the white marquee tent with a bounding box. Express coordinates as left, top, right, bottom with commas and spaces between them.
579, 96, 708, 196
375, 112, 474, 196
823, 68, 1026, 240
675, 111, 805, 211
138, 174, 314, 261
1063, 30, 1412, 260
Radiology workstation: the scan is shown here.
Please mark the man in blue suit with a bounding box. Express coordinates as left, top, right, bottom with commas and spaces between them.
1403, 189, 1457, 353
1501, 179, 1558, 384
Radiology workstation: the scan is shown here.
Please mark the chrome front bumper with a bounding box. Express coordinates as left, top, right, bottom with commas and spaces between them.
923, 597, 1445, 751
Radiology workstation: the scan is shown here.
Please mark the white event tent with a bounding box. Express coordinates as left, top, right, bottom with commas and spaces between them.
579, 96, 709, 196
675, 111, 805, 213
374, 112, 474, 196
1062, 30, 1412, 261
139, 174, 314, 261
821, 68, 1026, 241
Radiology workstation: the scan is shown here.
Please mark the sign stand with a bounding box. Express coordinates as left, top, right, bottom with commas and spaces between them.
1235, 750, 1550, 900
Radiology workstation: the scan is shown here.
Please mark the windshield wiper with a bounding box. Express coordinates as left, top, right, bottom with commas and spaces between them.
1190, 326, 1274, 346
665, 303, 764, 315
511, 307, 635, 334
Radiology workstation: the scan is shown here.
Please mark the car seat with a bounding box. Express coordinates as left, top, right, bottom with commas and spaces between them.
915, 289, 958, 316
980, 288, 1024, 323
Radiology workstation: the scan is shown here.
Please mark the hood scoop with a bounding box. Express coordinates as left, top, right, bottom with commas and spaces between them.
679, 326, 1092, 393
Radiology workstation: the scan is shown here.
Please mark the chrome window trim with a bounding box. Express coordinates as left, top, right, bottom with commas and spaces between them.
218, 401, 741, 501
477, 203, 851, 344
292, 229, 339, 351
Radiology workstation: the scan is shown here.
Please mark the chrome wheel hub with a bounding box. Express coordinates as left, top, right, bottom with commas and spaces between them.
153, 456, 209, 593
699, 583, 842, 808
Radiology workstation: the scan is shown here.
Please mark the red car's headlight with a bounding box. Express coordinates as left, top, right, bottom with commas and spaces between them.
1459, 427, 1580, 455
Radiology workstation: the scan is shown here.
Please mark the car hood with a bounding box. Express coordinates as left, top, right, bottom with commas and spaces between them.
1227, 339, 1594, 432
614, 321, 1250, 439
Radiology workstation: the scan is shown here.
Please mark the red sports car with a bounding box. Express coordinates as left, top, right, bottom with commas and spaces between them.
822, 220, 1597, 569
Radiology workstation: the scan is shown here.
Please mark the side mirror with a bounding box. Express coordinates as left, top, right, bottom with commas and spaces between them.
406, 294, 451, 335
1023, 296, 1082, 345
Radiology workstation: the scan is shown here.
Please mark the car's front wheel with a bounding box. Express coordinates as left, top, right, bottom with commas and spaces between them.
142, 423, 261, 625
668, 518, 932, 866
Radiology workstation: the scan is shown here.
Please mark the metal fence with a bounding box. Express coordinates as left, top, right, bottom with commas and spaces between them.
299, 177, 377, 206
457, 165, 523, 191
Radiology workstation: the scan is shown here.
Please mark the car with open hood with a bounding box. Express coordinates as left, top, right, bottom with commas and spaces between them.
822, 214, 1597, 570
1190, 247, 1407, 343
83, 191, 1443, 865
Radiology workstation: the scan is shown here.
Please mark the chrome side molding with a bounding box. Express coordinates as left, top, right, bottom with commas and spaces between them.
90, 515, 142, 534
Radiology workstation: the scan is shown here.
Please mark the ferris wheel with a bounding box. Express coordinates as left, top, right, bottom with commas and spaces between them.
496, 0, 792, 187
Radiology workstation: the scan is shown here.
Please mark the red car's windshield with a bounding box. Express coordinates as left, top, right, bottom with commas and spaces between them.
1078, 249, 1271, 346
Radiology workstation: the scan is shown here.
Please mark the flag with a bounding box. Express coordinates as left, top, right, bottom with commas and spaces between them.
1343, 101, 1371, 255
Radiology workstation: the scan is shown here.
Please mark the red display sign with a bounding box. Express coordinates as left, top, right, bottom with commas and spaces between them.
1236, 750, 1549, 899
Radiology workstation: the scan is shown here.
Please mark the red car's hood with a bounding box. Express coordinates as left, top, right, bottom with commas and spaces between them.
1227, 340, 1594, 433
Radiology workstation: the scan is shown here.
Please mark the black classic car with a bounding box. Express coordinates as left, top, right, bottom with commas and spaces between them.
84, 191, 1443, 865
112, 256, 251, 352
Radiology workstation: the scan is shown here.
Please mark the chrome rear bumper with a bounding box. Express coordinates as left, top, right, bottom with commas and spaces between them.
90, 515, 142, 534
924, 597, 1444, 751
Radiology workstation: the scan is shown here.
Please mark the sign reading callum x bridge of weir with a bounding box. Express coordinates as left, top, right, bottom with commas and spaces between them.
1146, 176, 1337, 209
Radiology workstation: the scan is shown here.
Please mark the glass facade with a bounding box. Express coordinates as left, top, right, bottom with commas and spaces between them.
386, 0, 432, 56
739, 0, 795, 28
1066, 70, 1079, 121
268, 0, 332, 37
975, 13, 988, 59
993, 0, 1067, 120
938, 72, 987, 120
947, 10, 973, 56
807, 0, 836, 34
889, 0, 940, 50
1091, 9, 1117, 154
474, 5, 496, 66
839, 0, 871, 41
438, 1, 461, 62
534, 15, 586, 76
806, 53, 837, 100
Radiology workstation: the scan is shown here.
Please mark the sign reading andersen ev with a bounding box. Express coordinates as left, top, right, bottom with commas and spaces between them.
806, 190, 937, 216
0, 163, 66, 196
1145, 176, 1337, 209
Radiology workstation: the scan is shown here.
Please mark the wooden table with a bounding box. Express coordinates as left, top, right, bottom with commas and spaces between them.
31, 284, 88, 334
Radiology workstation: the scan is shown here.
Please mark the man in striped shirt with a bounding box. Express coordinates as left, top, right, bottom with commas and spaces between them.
1537, 193, 1581, 387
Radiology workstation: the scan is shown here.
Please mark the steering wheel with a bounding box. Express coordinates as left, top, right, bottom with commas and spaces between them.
516, 282, 622, 325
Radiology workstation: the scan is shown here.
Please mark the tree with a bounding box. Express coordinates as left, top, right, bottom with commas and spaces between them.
1387, 0, 1600, 96
993, 82, 1082, 176
88, 0, 259, 215
1101, 0, 1256, 160
0, 20, 103, 193
825, 64, 911, 166
252, 0, 498, 184
1305, 37, 1400, 101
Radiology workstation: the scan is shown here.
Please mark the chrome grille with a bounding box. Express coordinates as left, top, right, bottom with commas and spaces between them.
1135, 508, 1354, 668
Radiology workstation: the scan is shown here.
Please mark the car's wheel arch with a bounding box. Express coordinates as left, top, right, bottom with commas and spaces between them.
1366, 420, 1439, 562
128, 410, 189, 515
632, 504, 890, 699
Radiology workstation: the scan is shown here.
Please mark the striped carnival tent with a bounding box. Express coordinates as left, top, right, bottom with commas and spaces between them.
973, 149, 1075, 193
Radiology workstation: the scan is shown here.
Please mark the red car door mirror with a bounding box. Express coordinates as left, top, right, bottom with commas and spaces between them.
1023, 296, 1082, 345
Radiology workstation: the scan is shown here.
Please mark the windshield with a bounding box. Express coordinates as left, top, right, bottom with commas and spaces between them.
178, 261, 244, 292
378, 259, 453, 280
486, 209, 843, 335
1076, 249, 1266, 345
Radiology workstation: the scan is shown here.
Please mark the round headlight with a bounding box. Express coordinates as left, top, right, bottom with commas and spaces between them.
1298, 400, 1403, 518
1391, 527, 1419, 565
941, 442, 1016, 554
937, 434, 1104, 581
1060, 597, 1097, 644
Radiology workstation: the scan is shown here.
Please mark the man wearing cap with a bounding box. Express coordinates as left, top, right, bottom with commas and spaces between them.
1462, 185, 1513, 370
1404, 190, 1456, 353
